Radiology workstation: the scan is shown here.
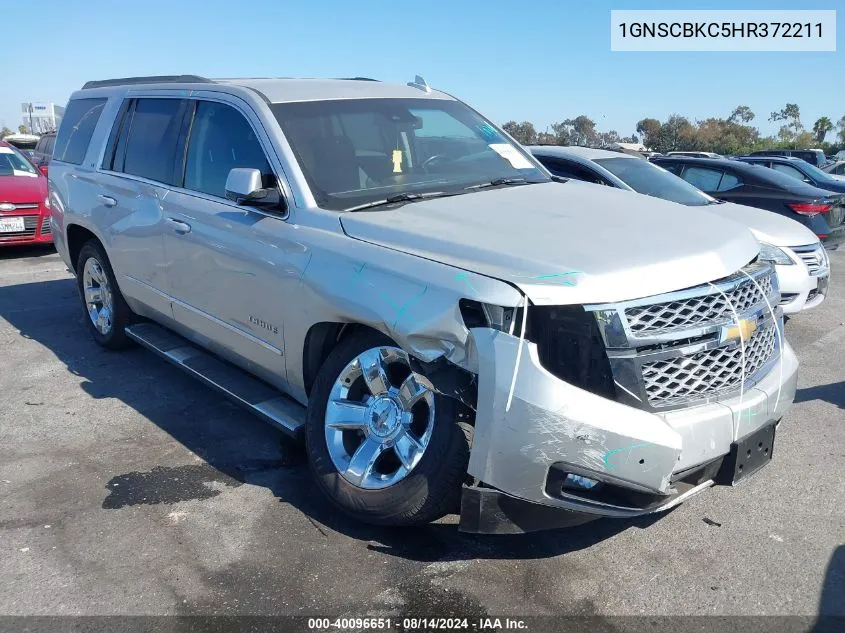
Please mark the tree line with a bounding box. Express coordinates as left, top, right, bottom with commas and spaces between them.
502, 104, 845, 156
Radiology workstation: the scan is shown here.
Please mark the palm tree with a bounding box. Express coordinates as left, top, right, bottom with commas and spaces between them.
812, 116, 834, 143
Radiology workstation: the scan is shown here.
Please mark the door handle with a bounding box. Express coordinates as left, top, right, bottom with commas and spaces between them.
97, 194, 117, 208
166, 218, 192, 234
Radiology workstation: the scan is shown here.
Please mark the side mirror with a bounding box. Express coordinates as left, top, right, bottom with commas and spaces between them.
38, 165, 48, 177
224, 168, 285, 211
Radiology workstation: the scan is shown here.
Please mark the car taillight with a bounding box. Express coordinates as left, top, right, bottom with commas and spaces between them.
788, 202, 831, 216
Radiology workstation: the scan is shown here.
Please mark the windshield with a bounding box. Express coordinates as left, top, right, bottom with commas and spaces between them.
270, 98, 549, 210
0, 145, 38, 176
595, 157, 713, 206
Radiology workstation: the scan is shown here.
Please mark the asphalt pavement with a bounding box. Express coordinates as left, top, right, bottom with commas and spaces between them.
0, 245, 843, 623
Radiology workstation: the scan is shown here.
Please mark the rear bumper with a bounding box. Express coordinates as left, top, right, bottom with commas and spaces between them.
461, 327, 797, 533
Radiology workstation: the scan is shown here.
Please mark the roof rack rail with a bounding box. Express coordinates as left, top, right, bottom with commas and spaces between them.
82, 75, 213, 90
336, 77, 380, 82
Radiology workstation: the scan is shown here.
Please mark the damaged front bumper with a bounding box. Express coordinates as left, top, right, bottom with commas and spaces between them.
459, 327, 798, 534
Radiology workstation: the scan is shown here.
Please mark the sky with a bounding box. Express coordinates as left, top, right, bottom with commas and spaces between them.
1, 0, 842, 138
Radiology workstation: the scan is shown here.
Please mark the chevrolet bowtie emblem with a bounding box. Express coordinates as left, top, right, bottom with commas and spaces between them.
725, 318, 757, 345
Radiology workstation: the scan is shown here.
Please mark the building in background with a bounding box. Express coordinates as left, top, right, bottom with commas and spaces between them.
21, 102, 64, 134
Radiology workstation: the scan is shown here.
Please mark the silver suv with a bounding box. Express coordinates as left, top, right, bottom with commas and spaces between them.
50, 75, 798, 533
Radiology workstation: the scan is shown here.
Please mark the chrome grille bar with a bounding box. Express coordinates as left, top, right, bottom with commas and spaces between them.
586, 260, 783, 412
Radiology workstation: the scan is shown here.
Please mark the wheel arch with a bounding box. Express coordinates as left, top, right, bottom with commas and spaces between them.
66, 223, 101, 271
301, 320, 477, 414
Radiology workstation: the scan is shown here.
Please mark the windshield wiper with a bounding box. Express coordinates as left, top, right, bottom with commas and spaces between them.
464, 177, 540, 191
345, 191, 458, 212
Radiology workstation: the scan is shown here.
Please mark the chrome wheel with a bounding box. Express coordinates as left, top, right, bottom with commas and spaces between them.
325, 346, 436, 490
82, 257, 114, 335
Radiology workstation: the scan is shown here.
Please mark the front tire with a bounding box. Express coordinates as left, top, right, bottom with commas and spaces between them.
305, 329, 471, 526
76, 239, 134, 350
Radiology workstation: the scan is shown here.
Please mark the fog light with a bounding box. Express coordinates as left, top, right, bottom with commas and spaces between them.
562, 473, 600, 490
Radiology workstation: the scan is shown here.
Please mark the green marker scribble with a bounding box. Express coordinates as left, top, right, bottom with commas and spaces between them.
349, 262, 367, 286
455, 272, 478, 293
604, 442, 652, 470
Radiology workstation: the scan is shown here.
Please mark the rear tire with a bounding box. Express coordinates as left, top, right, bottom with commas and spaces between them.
305, 329, 471, 526
76, 239, 134, 350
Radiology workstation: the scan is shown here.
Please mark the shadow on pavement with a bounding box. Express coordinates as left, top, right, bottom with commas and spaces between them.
814, 545, 845, 631
0, 244, 56, 260
0, 277, 659, 562
795, 381, 845, 410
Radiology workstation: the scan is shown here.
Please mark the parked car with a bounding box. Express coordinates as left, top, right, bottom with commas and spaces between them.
31, 131, 56, 176
737, 155, 845, 195
51, 75, 796, 534
822, 160, 845, 180
530, 146, 829, 314
0, 140, 53, 247
746, 149, 827, 167
666, 151, 723, 159
651, 156, 845, 250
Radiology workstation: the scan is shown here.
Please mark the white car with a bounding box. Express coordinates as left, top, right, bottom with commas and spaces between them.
530, 146, 830, 314
823, 160, 845, 181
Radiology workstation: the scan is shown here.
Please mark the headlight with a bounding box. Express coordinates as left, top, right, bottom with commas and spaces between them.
758, 243, 793, 266
44, 196, 51, 209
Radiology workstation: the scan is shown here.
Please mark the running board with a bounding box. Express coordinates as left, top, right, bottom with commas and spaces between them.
125, 322, 305, 436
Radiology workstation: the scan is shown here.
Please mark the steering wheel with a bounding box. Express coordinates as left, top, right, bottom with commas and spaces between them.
421, 154, 449, 172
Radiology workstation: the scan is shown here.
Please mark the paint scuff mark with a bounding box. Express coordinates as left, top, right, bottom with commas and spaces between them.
603, 442, 652, 470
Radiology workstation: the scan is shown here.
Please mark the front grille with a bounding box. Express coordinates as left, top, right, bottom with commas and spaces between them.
1, 202, 39, 210
40, 217, 51, 235
791, 244, 826, 276
0, 215, 38, 239
584, 261, 783, 412
641, 323, 778, 407
626, 274, 773, 335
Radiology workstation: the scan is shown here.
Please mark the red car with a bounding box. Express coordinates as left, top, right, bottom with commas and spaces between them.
0, 140, 53, 246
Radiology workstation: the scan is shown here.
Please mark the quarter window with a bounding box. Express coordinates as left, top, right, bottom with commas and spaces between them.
53, 98, 107, 165
122, 98, 186, 184
183, 101, 272, 198
716, 172, 742, 191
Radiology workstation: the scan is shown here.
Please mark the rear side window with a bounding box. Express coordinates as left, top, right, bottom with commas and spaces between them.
53, 98, 107, 165
681, 166, 723, 191
771, 163, 805, 181
122, 98, 186, 184
183, 101, 272, 198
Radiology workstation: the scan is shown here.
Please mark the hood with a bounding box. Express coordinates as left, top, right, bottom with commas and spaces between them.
0, 174, 47, 205
704, 201, 819, 247
340, 182, 760, 305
